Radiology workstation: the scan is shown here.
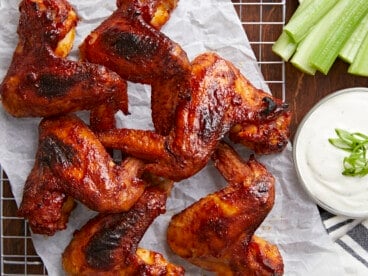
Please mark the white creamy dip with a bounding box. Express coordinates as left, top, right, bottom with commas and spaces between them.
293, 87, 368, 218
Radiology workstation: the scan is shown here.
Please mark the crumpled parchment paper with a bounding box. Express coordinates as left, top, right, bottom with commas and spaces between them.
0, 0, 343, 275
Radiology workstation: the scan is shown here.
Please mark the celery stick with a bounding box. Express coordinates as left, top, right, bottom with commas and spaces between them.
272, 0, 314, 61
310, 0, 368, 75
272, 32, 296, 61
339, 13, 368, 64
283, 0, 338, 43
298, 0, 313, 6
291, 3, 340, 76
290, 25, 317, 75
348, 33, 368, 76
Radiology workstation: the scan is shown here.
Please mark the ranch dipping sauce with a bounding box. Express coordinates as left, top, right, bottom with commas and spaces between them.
293, 87, 368, 218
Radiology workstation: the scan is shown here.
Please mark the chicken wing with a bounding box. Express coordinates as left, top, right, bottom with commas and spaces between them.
0, 0, 127, 119
79, 0, 191, 134
117, 0, 179, 30
97, 52, 291, 181
166, 141, 284, 275
18, 115, 146, 235
62, 176, 184, 276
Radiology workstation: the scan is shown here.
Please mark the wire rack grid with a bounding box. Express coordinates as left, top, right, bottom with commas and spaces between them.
0, 0, 286, 275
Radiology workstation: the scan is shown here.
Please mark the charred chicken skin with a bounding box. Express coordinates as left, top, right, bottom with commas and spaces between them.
62, 176, 185, 276
18, 115, 146, 235
167, 141, 284, 275
97, 52, 291, 181
0, 0, 128, 119
79, 0, 191, 135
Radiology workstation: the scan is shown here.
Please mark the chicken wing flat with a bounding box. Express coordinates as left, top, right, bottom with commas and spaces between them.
18, 115, 146, 235
62, 176, 184, 276
79, 0, 191, 134
166, 141, 284, 275
0, 0, 127, 118
97, 52, 291, 181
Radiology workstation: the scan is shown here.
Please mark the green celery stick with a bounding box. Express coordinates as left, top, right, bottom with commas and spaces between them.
272, 31, 297, 61
272, 0, 314, 61
283, 0, 338, 43
310, 0, 368, 75
339, 13, 368, 64
290, 0, 349, 75
290, 25, 317, 75
348, 32, 368, 76
298, 0, 313, 6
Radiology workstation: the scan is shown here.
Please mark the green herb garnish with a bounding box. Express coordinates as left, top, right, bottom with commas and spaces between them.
328, 128, 368, 177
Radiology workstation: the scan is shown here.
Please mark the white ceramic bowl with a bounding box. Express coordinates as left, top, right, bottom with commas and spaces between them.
293, 87, 368, 218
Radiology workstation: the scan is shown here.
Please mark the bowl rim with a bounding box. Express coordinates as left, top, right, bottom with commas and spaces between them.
293, 86, 368, 218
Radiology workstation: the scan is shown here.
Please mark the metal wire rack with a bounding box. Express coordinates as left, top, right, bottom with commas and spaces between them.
0, 0, 286, 274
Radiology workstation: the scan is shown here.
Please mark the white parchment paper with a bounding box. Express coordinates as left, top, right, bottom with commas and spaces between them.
0, 0, 343, 275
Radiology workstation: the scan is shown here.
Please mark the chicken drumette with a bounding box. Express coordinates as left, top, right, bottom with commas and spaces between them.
0, 0, 127, 123
80, 0, 191, 135
167, 141, 284, 275
97, 52, 291, 181
18, 115, 146, 235
62, 176, 184, 276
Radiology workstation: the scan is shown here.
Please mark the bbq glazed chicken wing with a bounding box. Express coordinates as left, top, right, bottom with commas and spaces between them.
18, 115, 146, 235
0, 0, 127, 120
80, 0, 191, 135
97, 52, 291, 181
166, 141, 284, 275
62, 176, 184, 276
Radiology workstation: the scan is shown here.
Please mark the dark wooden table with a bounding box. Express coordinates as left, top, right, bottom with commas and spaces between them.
2, 1, 368, 274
